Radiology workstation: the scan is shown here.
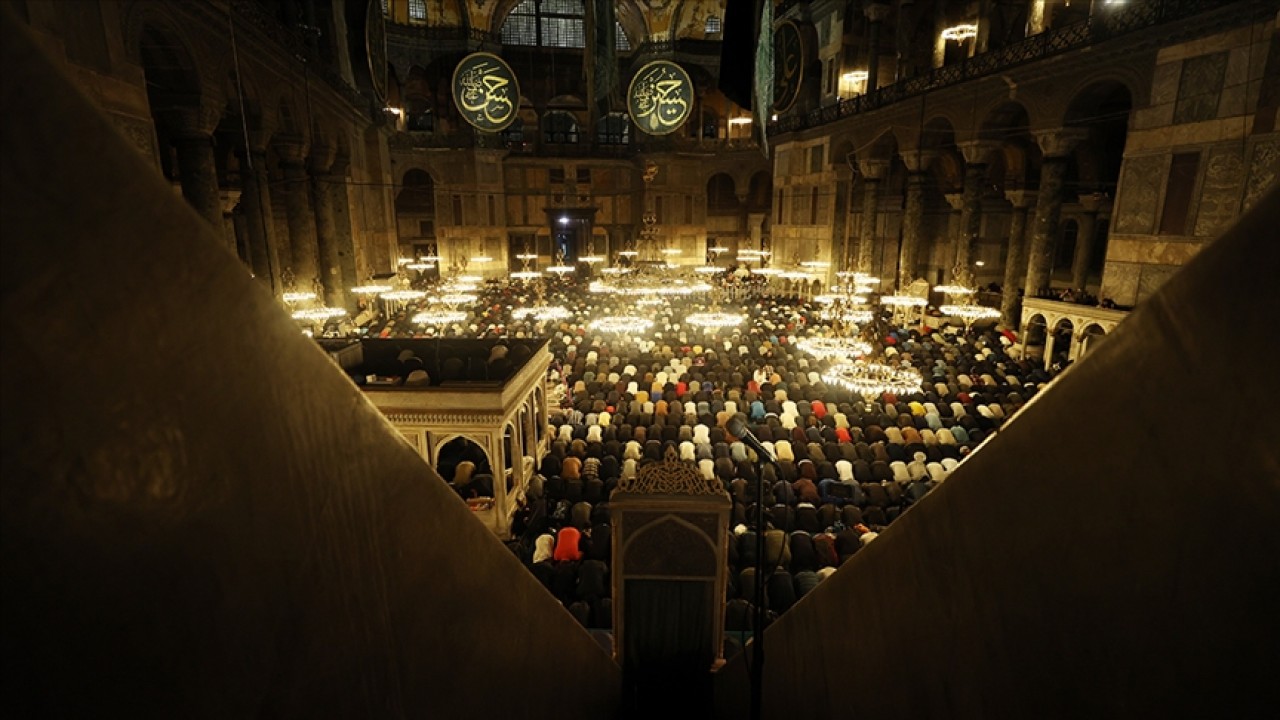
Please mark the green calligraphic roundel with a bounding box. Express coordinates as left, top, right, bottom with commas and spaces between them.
773, 20, 804, 113
452, 52, 521, 132
627, 60, 694, 136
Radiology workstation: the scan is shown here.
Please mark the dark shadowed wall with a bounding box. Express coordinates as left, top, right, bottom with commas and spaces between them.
0, 7, 618, 718
715, 183, 1280, 719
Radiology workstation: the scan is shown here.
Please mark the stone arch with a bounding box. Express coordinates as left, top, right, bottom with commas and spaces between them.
433, 433, 493, 482
706, 173, 738, 211
1064, 79, 1134, 196
397, 168, 436, 212
745, 170, 772, 211
830, 136, 856, 171
621, 514, 718, 571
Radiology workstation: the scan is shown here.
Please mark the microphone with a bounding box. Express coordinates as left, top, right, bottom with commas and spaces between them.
727, 413, 777, 465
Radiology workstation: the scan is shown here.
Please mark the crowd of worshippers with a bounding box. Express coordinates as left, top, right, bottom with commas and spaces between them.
488, 288, 1059, 650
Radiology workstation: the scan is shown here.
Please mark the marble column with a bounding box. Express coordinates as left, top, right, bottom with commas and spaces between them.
236, 146, 282, 292
276, 139, 320, 290
832, 165, 853, 275
1025, 128, 1088, 297
1071, 192, 1108, 291
954, 141, 998, 276
1001, 190, 1036, 328
900, 173, 928, 290
309, 146, 345, 307
325, 154, 359, 308
864, 3, 892, 93
170, 108, 223, 228
857, 159, 889, 274
219, 189, 242, 258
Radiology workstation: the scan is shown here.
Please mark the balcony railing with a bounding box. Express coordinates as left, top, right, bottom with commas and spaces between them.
771, 0, 1255, 135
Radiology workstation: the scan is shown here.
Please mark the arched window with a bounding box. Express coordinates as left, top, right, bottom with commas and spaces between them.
501, 0, 585, 49
380, 0, 389, 17
616, 22, 631, 51
543, 111, 579, 144
597, 113, 630, 145
502, 117, 526, 147
705, 15, 722, 35
408, 0, 427, 24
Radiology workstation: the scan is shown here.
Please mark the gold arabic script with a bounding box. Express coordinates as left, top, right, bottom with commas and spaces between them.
458, 60, 514, 127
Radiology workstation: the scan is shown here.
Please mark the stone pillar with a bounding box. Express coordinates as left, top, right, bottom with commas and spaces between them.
236, 146, 283, 292
219, 189, 242, 258
864, 3, 892, 93
1028, 0, 1048, 35
832, 165, 853, 275
169, 107, 223, 228
276, 138, 320, 290
230, 204, 250, 267
1043, 329, 1056, 372
976, 0, 993, 54
954, 141, 998, 275
326, 153, 359, 308
898, 150, 935, 289
1071, 192, 1108, 291
900, 173, 927, 290
1025, 129, 1088, 298
857, 159, 889, 274
1001, 190, 1036, 327
308, 145, 345, 307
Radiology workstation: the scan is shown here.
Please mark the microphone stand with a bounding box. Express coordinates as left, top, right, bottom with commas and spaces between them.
749, 448, 779, 720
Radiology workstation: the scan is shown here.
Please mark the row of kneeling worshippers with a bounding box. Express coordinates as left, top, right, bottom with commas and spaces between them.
501, 319, 1063, 638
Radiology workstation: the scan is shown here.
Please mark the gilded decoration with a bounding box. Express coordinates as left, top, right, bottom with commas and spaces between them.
616, 447, 725, 495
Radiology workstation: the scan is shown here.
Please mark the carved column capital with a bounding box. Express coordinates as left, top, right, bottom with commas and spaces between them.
899, 149, 938, 173
944, 193, 966, 211
957, 140, 1001, 166
1033, 127, 1090, 158
864, 2, 893, 23
1077, 191, 1111, 214
1005, 189, 1038, 209
273, 134, 309, 166
857, 158, 890, 180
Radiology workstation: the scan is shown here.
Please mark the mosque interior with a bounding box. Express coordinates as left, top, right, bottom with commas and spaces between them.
2, 1, 1279, 717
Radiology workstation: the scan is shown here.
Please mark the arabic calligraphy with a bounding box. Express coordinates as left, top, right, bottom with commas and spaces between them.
452, 53, 519, 132
628, 61, 692, 136
773, 21, 803, 113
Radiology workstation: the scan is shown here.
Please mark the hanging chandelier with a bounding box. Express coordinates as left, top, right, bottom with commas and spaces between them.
545, 265, 575, 274
512, 305, 572, 321
429, 293, 478, 305
941, 23, 978, 42
413, 310, 467, 325
380, 289, 428, 302
822, 361, 923, 397
933, 284, 975, 295
291, 306, 347, 322
685, 312, 745, 329
879, 294, 927, 307
824, 308, 874, 325
282, 291, 317, 303
940, 304, 1001, 321
351, 283, 393, 294
797, 336, 873, 361
510, 271, 542, 280
590, 315, 654, 333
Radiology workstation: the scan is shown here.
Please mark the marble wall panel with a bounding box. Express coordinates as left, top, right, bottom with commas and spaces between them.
1101, 260, 1140, 310
1137, 264, 1178, 304
1114, 155, 1166, 235
1174, 52, 1228, 125
1194, 145, 1245, 237
1242, 136, 1280, 213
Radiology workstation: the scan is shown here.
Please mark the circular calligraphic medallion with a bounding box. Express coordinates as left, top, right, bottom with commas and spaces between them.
452, 52, 520, 132
627, 60, 693, 136
773, 20, 804, 113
